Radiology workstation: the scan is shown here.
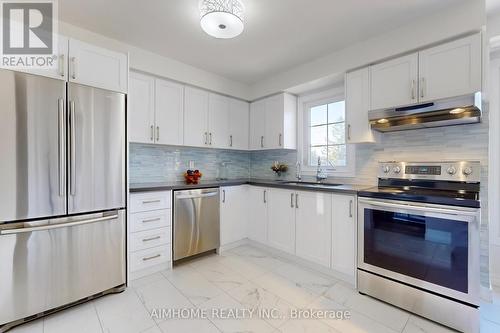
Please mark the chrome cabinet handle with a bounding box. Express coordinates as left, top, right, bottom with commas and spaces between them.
142, 217, 161, 223
142, 199, 161, 204
69, 101, 76, 196
222, 189, 226, 203
358, 198, 478, 216
204, 132, 208, 145
347, 124, 352, 141
411, 79, 416, 100
229, 135, 233, 147
279, 133, 282, 147
59, 54, 65, 77
349, 200, 353, 218
142, 254, 161, 261
261, 136, 264, 148
71, 57, 77, 79
150, 125, 154, 141
209, 132, 213, 145
290, 193, 294, 208
420, 77, 425, 98
0, 213, 118, 235
58, 98, 65, 197
156, 126, 160, 141
263, 190, 267, 203
295, 193, 299, 208
142, 236, 161, 242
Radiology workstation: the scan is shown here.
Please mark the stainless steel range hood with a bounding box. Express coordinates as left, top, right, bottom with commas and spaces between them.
369, 93, 481, 132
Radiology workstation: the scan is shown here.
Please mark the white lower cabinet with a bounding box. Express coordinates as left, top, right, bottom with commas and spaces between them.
220, 185, 249, 246
247, 186, 268, 244
295, 191, 332, 268
331, 194, 357, 280
129, 191, 172, 280
267, 188, 296, 254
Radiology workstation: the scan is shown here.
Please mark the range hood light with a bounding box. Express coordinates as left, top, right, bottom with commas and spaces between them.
377, 118, 389, 124
450, 108, 465, 115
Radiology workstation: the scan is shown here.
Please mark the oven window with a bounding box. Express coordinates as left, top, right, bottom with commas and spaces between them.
364, 209, 468, 293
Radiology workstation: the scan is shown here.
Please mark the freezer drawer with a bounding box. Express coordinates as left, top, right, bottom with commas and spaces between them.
0, 210, 126, 326
173, 188, 220, 261
67, 83, 126, 214
0, 70, 66, 222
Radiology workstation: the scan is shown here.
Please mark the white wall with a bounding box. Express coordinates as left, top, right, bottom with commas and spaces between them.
250, 0, 486, 99
59, 21, 252, 100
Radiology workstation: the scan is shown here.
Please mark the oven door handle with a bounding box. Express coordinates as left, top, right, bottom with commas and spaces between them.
358, 199, 479, 217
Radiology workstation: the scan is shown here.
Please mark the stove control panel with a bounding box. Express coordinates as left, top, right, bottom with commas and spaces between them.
378, 161, 480, 182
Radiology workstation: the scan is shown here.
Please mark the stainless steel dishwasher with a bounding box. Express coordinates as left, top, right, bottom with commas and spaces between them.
173, 188, 220, 261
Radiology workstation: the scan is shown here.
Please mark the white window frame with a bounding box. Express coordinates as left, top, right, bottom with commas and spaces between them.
297, 86, 356, 177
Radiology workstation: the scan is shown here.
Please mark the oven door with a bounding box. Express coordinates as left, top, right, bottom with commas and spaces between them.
357, 197, 480, 305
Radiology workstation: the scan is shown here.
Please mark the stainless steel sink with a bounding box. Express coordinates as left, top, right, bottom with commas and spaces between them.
283, 181, 343, 187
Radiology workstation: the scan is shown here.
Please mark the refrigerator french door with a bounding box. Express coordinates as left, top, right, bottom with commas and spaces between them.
0, 69, 126, 330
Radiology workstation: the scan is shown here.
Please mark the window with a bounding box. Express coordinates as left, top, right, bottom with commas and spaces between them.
298, 88, 355, 176
308, 100, 347, 167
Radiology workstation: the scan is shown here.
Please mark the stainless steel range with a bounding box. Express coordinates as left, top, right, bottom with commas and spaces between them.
357, 161, 481, 333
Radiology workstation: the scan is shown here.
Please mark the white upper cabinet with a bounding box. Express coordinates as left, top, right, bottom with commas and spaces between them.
184, 86, 210, 147
331, 194, 356, 282
370, 53, 419, 110
68, 39, 128, 93
418, 34, 481, 102
250, 93, 297, 150
208, 93, 230, 149
345, 67, 375, 143
129, 72, 184, 146
155, 78, 184, 146
228, 99, 249, 150
267, 188, 296, 254
250, 99, 266, 150
129, 72, 155, 144
247, 186, 268, 244
295, 191, 332, 268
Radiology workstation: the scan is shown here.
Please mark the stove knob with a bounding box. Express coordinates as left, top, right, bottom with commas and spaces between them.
382, 166, 391, 173
446, 167, 457, 175
463, 167, 473, 176
393, 166, 401, 174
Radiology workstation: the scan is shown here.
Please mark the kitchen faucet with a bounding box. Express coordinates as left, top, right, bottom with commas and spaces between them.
296, 161, 302, 181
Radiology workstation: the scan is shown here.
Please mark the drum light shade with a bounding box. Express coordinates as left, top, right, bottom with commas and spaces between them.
199, 0, 244, 39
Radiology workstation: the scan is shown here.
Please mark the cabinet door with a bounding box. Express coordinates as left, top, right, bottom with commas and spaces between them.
345, 68, 375, 143
267, 188, 296, 254
250, 99, 266, 150
332, 194, 356, 280
247, 187, 268, 244
184, 86, 209, 147
229, 98, 249, 150
220, 186, 248, 246
155, 79, 184, 145
264, 94, 284, 149
370, 53, 418, 110
419, 34, 481, 102
208, 93, 230, 149
13, 35, 69, 80
295, 191, 332, 267
68, 39, 128, 93
129, 72, 155, 144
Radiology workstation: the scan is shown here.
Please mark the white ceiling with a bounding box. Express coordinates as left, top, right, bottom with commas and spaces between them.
60, 0, 467, 84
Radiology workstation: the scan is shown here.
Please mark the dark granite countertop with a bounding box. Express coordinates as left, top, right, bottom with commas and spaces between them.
129, 178, 371, 194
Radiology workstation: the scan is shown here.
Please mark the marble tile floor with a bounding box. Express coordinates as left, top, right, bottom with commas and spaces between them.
9, 245, 500, 333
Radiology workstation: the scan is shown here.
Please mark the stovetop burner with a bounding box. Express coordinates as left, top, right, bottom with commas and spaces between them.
358, 161, 481, 208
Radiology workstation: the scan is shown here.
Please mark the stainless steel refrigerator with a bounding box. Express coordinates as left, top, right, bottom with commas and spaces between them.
0, 69, 126, 331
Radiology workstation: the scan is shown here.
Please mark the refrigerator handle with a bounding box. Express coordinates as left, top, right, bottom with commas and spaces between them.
58, 98, 65, 197
69, 101, 76, 196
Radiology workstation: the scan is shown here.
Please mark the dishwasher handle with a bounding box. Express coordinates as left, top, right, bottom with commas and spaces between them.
176, 192, 218, 200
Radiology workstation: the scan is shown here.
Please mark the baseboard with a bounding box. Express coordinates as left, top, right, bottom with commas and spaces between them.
246, 239, 356, 286
129, 261, 171, 281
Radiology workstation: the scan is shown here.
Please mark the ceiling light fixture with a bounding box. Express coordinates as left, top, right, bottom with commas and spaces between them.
199, 0, 244, 39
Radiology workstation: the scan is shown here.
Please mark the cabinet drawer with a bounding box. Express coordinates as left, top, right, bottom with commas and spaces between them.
130, 191, 171, 213
130, 210, 171, 232
130, 227, 171, 252
130, 245, 171, 272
